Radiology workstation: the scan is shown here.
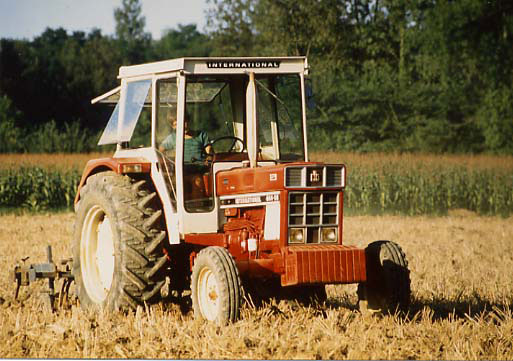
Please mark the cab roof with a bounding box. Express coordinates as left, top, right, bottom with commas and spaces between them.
118, 56, 308, 79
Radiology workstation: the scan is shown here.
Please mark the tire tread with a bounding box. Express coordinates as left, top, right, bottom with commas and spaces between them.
72, 171, 169, 311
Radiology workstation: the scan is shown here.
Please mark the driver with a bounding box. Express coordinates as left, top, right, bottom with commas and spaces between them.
159, 112, 212, 162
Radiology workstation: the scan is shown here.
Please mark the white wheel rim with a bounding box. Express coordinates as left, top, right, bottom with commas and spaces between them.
197, 267, 219, 321
80, 205, 115, 304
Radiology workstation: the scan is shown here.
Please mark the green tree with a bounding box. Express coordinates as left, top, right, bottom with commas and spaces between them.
1, 27, 122, 131
206, 0, 257, 55
114, 0, 151, 64
477, 86, 513, 154
0, 95, 24, 152
0, 38, 32, 127
152, 24, 212, 60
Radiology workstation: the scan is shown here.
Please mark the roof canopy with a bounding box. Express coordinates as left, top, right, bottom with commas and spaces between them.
118, 56, 308, 79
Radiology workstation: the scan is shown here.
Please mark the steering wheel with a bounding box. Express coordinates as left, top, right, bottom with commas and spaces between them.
204, 136, 245, 155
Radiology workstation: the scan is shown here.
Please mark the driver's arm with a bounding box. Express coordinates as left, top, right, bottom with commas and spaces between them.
201, 131, 212, 158
160, 133, 175, 153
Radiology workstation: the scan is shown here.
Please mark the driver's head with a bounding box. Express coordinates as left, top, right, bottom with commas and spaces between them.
168, 110, 177, 129
168, 111, 192, 130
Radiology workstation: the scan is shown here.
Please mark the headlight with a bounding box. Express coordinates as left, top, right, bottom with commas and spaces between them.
321, 227, 337, 243
289, 228, 304, 244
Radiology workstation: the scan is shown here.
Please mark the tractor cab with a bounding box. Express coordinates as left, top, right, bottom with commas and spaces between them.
90, 57, 311, 242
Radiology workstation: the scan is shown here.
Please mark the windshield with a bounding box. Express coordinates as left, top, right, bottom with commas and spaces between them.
182, 74, 305, 161
97, 73, 306, 161
98, 79, 151, 145
256, 74, 304, 161
185, 78, 235, 154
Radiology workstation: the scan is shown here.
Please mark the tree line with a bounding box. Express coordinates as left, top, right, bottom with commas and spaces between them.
1, 0, 512, 154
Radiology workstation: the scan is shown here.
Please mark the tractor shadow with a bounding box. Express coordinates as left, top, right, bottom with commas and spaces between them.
291, 290, 513, 324
408, 295, 513, 322
323, 294, 513, 325
155, 285, 513, 324
160, 293, 193, 315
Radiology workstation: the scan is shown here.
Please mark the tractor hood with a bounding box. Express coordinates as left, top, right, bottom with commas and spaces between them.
216, 163, 346, 196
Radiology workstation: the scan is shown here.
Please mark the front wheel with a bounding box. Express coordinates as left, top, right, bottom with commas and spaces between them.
357, 240, 411, 314
191, 247, 241, 324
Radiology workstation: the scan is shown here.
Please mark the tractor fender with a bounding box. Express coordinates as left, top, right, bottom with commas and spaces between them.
74, 157, 151, 209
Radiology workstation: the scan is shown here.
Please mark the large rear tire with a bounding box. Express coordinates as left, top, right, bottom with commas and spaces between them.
72, 171, 169, 311
357, 240, 411, 314
191, 246, 241, 324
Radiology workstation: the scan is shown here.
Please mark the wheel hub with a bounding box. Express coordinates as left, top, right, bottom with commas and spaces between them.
80, 205, 115, 304
197, 267, 219, 321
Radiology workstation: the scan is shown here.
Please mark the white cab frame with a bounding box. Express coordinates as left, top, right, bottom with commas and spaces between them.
104, 57, 310, 243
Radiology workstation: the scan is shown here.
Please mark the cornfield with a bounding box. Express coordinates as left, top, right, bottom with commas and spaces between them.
345, 166, 513, 216
0, 167, 80, 211
0, 152, 512, 215
313, 151, 513, 216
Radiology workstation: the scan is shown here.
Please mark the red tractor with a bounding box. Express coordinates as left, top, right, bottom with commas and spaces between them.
42, 57, 410, 323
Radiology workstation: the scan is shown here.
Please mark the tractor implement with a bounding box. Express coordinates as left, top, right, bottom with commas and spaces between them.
13, 245, 74, 311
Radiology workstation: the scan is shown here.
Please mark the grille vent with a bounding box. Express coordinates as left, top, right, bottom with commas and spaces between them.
285, 167, 302, 187
326, 167, 342, 187
285, 166, 345, 188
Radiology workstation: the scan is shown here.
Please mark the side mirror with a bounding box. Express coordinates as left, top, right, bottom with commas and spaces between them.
305, 78, 315, 110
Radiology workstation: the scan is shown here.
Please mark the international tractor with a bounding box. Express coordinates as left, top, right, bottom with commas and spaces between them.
13, 57, 411, 324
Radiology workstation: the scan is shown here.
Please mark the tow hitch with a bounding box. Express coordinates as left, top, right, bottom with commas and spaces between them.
13, 245, 74, 311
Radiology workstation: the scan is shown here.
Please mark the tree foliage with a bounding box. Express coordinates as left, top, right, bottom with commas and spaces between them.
152, 24, 211, 60
204, 0, 513, 154
114, 0, 151, 64
0, 0, 512, 154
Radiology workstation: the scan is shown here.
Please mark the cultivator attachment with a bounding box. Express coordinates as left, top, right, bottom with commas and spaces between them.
13, 245, 74, 311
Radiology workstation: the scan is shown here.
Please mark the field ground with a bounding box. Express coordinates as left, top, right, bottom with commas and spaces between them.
0, 212, 512, 359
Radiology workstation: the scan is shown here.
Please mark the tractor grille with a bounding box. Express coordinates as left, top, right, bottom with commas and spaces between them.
288, 192, 339, 244
284, 165, 345, 188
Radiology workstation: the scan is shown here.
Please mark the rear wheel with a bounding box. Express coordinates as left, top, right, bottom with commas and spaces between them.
357, 240, 411, 314
191, 246, 241, 324
72, 171, 169, 311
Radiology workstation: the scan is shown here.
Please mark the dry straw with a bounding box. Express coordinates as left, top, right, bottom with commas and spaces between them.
0, 213, 512, 359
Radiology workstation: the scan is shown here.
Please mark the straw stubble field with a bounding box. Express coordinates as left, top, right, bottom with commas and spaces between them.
0, 211, 512, 359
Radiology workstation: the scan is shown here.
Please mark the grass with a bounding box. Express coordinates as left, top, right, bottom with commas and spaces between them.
1, 212, 512, 359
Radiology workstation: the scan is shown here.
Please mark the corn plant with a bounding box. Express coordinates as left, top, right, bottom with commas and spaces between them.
0, 163, 511, 215
344, 166, 513, 216
0, 167, 81, 211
